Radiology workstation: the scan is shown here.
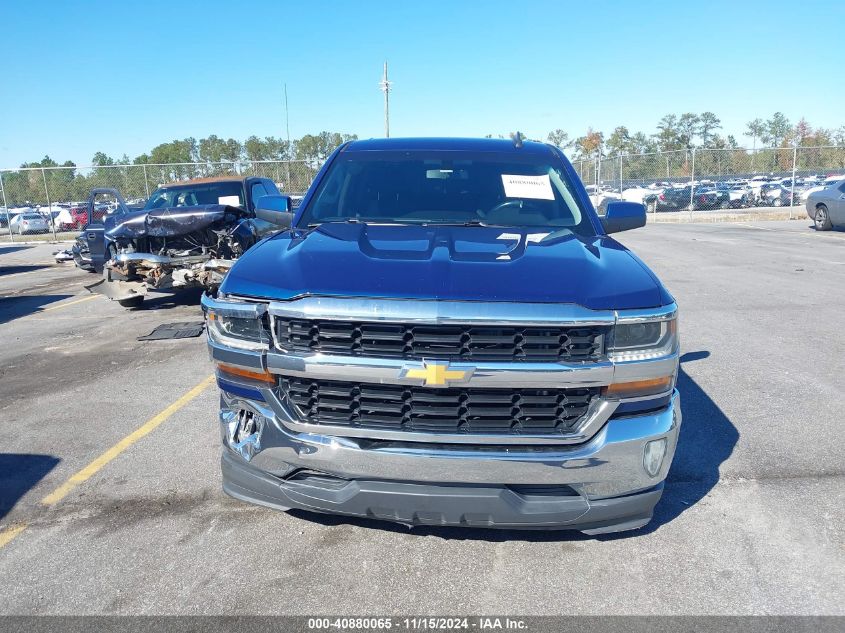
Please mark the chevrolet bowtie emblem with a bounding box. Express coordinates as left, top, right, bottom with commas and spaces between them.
400, 361, 474, 387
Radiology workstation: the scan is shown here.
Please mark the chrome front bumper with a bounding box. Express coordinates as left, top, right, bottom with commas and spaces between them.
219, 389, 681, 500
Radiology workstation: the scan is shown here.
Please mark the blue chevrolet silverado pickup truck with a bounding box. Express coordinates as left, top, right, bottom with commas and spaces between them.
201, 137, 681, 534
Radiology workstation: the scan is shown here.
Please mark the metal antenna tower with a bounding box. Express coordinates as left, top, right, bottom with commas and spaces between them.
379, 61, 392, 138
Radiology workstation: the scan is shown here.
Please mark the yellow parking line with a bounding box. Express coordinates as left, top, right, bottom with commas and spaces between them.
0, 374, 215, 550
0, 524, 27, 548
40, 374, 215, 507
39, 295, 99, 312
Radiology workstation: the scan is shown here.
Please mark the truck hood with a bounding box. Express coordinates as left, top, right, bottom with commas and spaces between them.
105, 204, 247, 240
221, 223, 672, 310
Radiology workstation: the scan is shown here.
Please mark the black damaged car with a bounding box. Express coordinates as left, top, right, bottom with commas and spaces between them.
81, 177, 283, 307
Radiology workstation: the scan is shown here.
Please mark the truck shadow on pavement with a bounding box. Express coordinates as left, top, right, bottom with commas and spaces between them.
0, 294, 73, 325
633, 350, 738, 537
0, 245, 35, 257
0, 454, 61, 520
135, 288, 205, 312
286, 350, 739, 541
0, 264, 51, 277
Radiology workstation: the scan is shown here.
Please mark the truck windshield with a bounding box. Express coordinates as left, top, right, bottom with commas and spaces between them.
300, 151, 595, 235
144, 182, 245, 210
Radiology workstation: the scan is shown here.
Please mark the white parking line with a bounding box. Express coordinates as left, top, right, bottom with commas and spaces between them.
733, 223, 776, 231
730, 222, 845, 240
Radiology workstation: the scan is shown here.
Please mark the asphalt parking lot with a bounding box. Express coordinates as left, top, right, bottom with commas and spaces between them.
0, 221, 843, 615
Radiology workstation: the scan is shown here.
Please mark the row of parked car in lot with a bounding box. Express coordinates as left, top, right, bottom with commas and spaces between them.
3, 173, 844, 236
0, 199, 145, 234
588, 173, 845, 213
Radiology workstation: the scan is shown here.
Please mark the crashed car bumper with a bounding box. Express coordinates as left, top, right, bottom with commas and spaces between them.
88, 254, 236, 301
217, 384, 681, 533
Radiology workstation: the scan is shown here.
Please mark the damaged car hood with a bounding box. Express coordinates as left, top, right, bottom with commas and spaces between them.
221, 223, 673, 310
105, 204, 247, 239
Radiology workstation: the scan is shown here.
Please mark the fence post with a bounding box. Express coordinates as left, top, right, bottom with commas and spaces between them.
688, 148, 696, 220
790, 145, 797, 220
142, 164, 150, 198
619, 153, 623, 196
0, 170, 12, 242
596, 152, 602, 189
41, 167, 57, 240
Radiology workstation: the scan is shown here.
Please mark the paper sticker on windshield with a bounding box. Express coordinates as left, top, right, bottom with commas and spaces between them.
501, 174, 554, 200
218, 195, 240, 206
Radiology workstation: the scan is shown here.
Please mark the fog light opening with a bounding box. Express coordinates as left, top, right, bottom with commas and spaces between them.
643, 438, 668, 478
234, 409, 257, 444
226, 408, 263, 462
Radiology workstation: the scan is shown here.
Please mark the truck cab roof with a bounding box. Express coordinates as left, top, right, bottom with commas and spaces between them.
343, 137, 557, 156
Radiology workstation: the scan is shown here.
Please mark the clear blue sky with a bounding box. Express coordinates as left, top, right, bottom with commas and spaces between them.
2, 0, 843, 168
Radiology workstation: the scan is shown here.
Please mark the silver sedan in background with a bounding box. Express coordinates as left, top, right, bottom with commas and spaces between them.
8, 212, 50, 235
806, 179, 845, 231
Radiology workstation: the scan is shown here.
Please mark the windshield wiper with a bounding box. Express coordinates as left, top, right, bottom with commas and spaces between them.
459, 219, 491, 227
306, 217, 397, 228
306, 218, 505, 228
422, 219, 502, 227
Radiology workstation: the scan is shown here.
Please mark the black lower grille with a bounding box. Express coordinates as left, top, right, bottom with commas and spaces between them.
274, 318, 605, 362
283, 377, 599, 435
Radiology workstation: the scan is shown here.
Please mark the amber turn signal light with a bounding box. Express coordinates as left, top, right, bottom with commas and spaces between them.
216, 363, 276, 385
603, 375, 673, 398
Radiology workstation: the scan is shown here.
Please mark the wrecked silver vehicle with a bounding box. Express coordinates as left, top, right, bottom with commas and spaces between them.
86, 178, 284, 307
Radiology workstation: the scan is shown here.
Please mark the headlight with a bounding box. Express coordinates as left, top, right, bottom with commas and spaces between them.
609, 316, 678, 361
202, 295, 270, 351
207, 313, 270, 350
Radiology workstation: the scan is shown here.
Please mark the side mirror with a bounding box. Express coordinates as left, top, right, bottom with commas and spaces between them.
255, 195, 294, 228
601, 201, 646, 234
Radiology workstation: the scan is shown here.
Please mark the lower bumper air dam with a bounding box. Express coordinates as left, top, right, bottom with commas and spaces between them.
221, 450, 664, 534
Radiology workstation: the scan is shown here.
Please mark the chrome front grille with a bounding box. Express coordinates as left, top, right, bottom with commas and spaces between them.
282, 377, 600, 435
274, 318, 605, 362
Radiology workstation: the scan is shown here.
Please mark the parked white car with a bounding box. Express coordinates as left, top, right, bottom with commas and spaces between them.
748, 176, 773, 200
622, 185, 663, 205
37, 205, 71, 230
585, 185, 621, 211
801, 175, 845, 202
728, 185, 754, 207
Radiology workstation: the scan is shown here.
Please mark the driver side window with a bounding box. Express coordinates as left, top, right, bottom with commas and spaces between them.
250, 182, 269, 213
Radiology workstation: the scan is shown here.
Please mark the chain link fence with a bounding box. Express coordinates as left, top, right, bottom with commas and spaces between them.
573, 145, 845, 193
2, 148, 845, 242
572, 145, 845, 220
0, 160, 318, 242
